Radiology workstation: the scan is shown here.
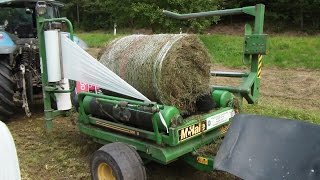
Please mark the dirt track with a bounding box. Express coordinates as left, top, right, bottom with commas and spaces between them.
211, 65, 320, 112
6, 49, 320, 180
260, 68, 320, 111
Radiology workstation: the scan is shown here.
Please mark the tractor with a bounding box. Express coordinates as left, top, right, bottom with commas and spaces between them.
0, 0, 86, 120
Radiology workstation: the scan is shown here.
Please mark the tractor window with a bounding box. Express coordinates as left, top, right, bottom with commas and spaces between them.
0, 7, 34, 37
45, 5, 54, 18
45, 5, 60, 18
0, 7, 33, 25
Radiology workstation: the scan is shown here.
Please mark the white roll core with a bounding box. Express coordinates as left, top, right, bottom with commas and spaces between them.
44, 30, 62, 82
55, 78, 72, 110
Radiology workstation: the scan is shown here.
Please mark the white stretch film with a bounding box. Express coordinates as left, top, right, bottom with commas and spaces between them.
60, 34, 150, 102
0, 121, 21, 180
55, 78, 72, 110
44, 30, 62, 82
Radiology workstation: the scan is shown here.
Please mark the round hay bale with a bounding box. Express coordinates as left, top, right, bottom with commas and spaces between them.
99, 34, 211, 112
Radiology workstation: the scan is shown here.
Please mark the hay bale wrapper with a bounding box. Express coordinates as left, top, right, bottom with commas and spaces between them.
35, 2, 320, 180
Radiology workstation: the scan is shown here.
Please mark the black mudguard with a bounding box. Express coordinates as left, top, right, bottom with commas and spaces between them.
214, 114, 320, 180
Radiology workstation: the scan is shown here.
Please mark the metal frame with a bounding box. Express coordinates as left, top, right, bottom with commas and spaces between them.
37, 16, 74, 130
164, 4, 266, 104
78, 92, 232, 146
37, 4, 266, 171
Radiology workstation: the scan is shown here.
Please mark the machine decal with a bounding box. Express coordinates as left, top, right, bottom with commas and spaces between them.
258, 55, 263, 78
76, 82, 99, 94
206, 109, 235, 130
197, 156, 209, 165
95, 120, 140, 136
179, 122, 207, 142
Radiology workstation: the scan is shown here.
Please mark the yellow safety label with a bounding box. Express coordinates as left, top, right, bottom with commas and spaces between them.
197, 156, 209, 165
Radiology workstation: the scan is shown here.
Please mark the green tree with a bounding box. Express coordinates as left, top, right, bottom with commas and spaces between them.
221, 0, 320, 32
131, 0, 220, 32
60, 0, 220, 32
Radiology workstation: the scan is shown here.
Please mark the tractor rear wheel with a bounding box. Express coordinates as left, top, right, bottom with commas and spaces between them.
0, 56, 15, 121
91, 142, 146, 180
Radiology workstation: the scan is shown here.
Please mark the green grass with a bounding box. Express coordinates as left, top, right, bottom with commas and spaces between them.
77, 32, 123, 47
200, 34, 320, 69
77, 32, 320, 69
243, 103, 320, 124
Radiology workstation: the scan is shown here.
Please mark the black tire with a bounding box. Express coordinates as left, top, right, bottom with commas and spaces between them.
0, 57, 15, 120
91, 142, 147, 180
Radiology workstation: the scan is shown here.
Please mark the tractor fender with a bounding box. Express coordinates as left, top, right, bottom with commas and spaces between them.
0, 31, 16, 54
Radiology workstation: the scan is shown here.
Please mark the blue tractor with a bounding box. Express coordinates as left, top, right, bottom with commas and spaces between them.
0, 0, 86, 120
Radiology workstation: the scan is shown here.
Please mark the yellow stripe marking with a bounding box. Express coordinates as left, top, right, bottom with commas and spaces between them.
258, 55, 263, 78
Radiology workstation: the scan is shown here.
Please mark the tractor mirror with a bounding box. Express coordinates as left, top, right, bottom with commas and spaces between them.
25, 8, 33, 15
4, 20, 8, 27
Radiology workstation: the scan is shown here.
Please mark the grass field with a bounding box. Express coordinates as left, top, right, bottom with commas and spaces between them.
200, 35, 320, 69
78, 33, 320, 69
77, 33, 123, 48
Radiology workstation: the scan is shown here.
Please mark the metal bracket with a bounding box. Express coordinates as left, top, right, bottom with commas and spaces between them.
20, 65, 32, 117
244, 34, 267, 55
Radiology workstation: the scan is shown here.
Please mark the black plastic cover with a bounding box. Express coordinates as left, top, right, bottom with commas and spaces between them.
214, 114, 320, 180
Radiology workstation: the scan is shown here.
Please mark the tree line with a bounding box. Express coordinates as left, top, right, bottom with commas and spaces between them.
60, 0, 320, 33
222, 0, 320, 32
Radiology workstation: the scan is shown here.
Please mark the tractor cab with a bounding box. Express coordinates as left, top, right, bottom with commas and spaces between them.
0, 0, 63, 38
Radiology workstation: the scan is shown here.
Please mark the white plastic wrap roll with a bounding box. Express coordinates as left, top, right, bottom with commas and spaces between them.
44, 30, 62, 82
60, 34, 150, 102
0, 121, 21, 180
55, 78, 72, 110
